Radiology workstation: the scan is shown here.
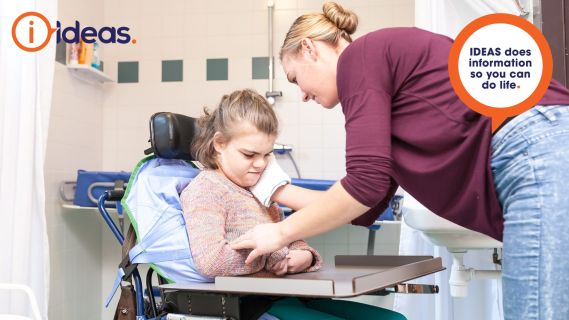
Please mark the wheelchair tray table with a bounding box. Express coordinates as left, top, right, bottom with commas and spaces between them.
160, 255, 444, 298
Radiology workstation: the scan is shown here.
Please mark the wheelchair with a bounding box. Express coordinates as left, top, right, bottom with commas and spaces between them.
98, 112, 443, 320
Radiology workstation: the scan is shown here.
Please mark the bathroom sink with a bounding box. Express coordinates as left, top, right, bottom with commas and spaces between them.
400, 192, 503, 297
402, 193, 502, 250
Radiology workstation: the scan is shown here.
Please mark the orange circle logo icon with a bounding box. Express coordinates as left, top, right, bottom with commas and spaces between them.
12, 12, 58, 52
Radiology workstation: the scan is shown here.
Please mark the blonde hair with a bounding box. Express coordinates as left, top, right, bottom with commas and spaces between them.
192, 89, 278, 169
280, 2, 358, 59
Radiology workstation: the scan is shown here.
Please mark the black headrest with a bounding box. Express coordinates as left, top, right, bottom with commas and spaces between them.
146, 112, 199, 161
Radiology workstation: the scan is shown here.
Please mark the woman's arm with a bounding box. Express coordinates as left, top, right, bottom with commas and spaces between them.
281, 182, 368, 244
232, 181, 369, 264
272, 184, 325, 211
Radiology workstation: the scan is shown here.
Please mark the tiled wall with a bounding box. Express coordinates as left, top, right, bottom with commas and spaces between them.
45, 0, 414, 318
44, 0, 107, 319
100, 0, 415, 179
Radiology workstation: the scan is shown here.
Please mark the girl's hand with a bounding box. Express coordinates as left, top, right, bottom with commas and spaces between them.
286, 250, 313, 274
268, 258, 288, 276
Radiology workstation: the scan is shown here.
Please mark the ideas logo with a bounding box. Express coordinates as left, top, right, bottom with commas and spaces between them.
12, 11, 136, 52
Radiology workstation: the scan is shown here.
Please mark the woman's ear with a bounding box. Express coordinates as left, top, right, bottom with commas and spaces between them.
212, 131, 226, 153
301, 38, 318, 60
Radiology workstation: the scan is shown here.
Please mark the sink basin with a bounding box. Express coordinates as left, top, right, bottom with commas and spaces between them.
402, 193, 502, 250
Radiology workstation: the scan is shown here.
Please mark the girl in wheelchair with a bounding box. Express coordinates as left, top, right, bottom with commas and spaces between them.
181, 89, 406, 320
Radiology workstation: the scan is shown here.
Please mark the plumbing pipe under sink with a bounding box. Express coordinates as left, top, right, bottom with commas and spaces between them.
448, 250, 501, 298
401, 192, 502, 297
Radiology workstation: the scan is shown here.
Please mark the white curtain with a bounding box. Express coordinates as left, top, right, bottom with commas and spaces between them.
0, 0, 56, 318
414, 0, 527, 39
394, 1, 528, 319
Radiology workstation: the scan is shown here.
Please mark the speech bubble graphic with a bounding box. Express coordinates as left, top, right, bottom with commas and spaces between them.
448, 13, 553, 132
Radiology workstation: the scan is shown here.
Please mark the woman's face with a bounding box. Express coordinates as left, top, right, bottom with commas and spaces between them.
214, 122, 276, 188
282, 40, 340, 108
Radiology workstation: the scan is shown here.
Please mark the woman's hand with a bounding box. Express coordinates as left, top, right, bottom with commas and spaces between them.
231, 222, 287, 265
286, 250, 313, 274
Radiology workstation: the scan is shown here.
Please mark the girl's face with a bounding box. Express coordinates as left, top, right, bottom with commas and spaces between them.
214, 122, 276, 188
282, 40, 340, 109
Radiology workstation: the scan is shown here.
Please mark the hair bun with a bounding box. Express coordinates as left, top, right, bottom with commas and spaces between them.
322, 2, 358, 35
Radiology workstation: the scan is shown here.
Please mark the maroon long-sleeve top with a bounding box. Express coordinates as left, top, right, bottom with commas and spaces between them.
338, 27, 569, 241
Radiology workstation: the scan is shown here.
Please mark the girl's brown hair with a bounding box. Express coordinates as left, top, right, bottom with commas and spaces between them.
191, 89, 279, 169
280, 2, 358, 59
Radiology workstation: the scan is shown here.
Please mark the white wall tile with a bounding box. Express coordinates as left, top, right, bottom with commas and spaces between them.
373, 243, 400, 255
298, 0, 325, 11
162, 17, 186, 38
322, 106, 345, 125
230, 57, 252, 83
374, 223, 402, 245
274, 101, 300, 124
299, 103, 325, 125
292, 147, 323, 178
348, 225, 370, 244
183, 37, 208, 60
273, 9, 302, 53
162, 0, 187, 16
274, 0, 299, 10
321, 148, 345, 172
323, 242, 349, 267
102, 62, 118, 86
277, 124, 299, 147
140, 59, 161, 85
252, 11, 269, 36
273, 59, 288, 81
297, 125, 323, 148
137, 15, 163, 38
323, 225, 349, 244
305, 234, 325, 246
320, 171, 344, 180
183, 58, 205, 85
348, 243, 368, 255
208, 0, 254, 13
321, 124, 345, 149
184, 0, 208, 15
207, 13, 234, 36
131, 37, 162, 61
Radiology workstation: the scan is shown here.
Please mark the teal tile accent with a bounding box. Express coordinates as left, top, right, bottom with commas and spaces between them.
207, 58, 228, 81
162, 60, 183, 82
56, 41, 66, 65
252, 57, 272, 79
118, 61, 139, 83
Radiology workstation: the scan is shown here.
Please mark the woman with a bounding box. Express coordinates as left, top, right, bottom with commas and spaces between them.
233, 2, 569, 320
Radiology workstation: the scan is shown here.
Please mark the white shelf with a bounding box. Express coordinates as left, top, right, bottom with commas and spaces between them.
62, 204, 117, 213
67, 64, 113, 84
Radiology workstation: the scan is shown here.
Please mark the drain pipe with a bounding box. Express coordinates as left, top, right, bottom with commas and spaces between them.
448, 250, 502, 298
266, 0, 282, 105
